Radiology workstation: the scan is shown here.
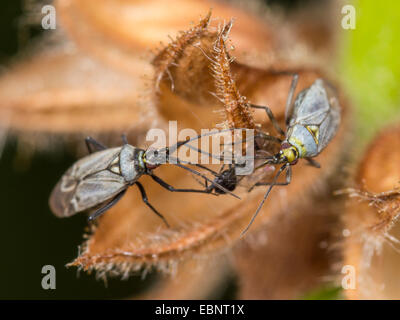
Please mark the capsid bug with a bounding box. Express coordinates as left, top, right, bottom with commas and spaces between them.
49, 133, 238, 226
241, 74, 341, 235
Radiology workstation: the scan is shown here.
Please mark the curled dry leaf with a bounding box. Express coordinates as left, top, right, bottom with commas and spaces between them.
341, 124, 400, 299
69, 17, 351, 285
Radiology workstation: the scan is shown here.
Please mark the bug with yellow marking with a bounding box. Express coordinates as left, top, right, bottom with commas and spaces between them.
242, 74, 341, 235
49, 133, 239, 227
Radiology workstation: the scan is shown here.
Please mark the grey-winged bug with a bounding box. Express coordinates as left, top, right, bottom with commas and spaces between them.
49, 134, 238, 227
241, 74, 341, 235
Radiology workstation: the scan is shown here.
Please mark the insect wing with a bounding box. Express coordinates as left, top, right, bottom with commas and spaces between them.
289, 79, 330, 126
49, 147, 125, 217
315, 81, 341, 152
289, 79, 340, 153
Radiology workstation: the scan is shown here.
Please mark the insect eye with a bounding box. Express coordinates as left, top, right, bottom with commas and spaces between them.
291, 147, 298, 159
282, 147, 298, 163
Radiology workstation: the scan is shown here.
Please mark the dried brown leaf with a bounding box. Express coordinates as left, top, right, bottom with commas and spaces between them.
152, 10, 212, 91
0, 49, 157, 134
56, 0, 276, 74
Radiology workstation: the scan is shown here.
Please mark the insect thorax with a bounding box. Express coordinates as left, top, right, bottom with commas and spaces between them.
287, 124, 318, 158
119, 145, 146, 182
280, 142, 299, 164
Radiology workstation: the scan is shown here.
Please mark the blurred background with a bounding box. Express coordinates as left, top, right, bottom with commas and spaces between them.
0, 0, 399, 299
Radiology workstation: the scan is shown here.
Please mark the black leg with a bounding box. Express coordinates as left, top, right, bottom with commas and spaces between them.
284, 73, 299, 126
248, 165, 292, 192
195, 164, 237, 194
241, 164, 290, 236
305, 158, 321, 168
250, 104, 285, 137
255, 131, 283, 144
85, 136, 107, 154
219, 164, 227, 173
150, 174, 215, 194
194, 163, 220, 177
172, 162, 240, 199
191, 164, 219, 191
88, 189, 127, 221
135, 182, 170, 227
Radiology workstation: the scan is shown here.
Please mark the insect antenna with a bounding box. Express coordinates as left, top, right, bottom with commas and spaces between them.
240, 163, 289, 237
171, 129, 256, 165
164, 127, 246, 155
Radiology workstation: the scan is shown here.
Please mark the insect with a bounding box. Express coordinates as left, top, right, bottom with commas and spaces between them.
241, 74, 341, 235
49, 134, 238, 227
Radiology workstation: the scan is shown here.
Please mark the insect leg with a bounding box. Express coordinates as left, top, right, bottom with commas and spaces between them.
191, 164, 221, 191
135, 182, 170, 227
88, 188, 127, 221
121, 134, 129, 145
255, 131, 283, 144
194, 163, 220, 176
149, 173, 215, 194
284, 73, 299, 126
85, 136, 107, 153
241, 164, 289, 237
248, 165, 292, 192
305, 158, 321, 168
172, 162, 241, 199
249, 104, 285, 137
